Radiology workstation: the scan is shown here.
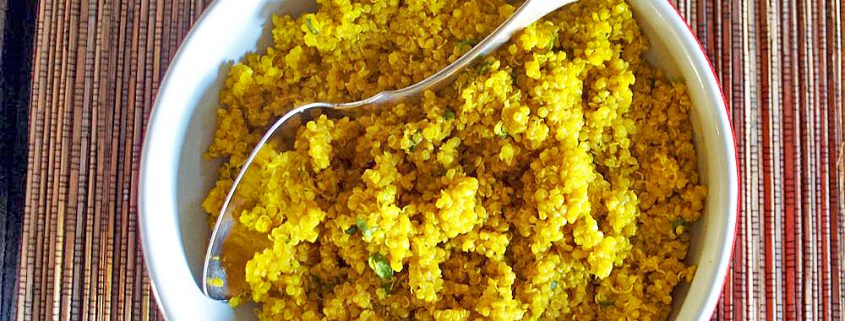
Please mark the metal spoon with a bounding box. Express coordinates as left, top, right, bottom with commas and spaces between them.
202, 0, 578, 300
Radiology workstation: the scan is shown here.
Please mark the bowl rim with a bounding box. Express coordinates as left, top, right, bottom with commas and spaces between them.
650, 1, 739, 318
138, 0, 740, 319
139, 0, 231, 318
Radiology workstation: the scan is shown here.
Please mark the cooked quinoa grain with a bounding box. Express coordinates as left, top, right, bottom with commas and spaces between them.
202, 0, 706, 320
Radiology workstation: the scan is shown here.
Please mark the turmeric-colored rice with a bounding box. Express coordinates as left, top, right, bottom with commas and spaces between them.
202, 0, 706, 320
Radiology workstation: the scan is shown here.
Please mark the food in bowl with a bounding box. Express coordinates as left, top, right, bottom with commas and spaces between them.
201, 0, 707, 320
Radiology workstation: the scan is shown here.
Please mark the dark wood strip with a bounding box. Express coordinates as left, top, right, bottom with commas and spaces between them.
0, 0, 36, 319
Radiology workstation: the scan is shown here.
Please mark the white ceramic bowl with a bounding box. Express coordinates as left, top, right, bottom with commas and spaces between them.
139, 1, 739, 320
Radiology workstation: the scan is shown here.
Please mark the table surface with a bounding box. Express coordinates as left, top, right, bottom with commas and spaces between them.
3, 0, 844, 320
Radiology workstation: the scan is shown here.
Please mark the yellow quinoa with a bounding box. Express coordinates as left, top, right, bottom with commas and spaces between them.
202, 0, 707, 320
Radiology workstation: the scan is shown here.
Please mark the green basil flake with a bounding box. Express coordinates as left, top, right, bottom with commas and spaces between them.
382, 278, 398, 294
407, 129, 423, 153
672, 219, 690, 234
548, 32, 558, 53
476, 61, 493, 74
443, 109, 456, 121
550, 280, 558, 290
355, 218, 373, 238
597, 300, 615, 307
344, 225, 358, 235
494, 121, 508, 139
368, 253, 394, 280
305, 18, 319, 35
309, 274, 322, 285
456, 38, 479, 48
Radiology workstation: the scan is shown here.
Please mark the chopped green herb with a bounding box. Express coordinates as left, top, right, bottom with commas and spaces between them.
382, 278, 398, 294
476, 61, 493, 74
456, 38, 479, 48
407, 128, 423, 153
309, 274, 322, 285
550, 280, 558, 290
368, 253, 394, 280
305, 18, 319, 35
344, 225, 358, 235
443, 109, 456, 120
311, 274, 341, 293
494, 121, 508, 138
672, 219, 690, 234
548, 32, 558, 53
355, 218, 375, 238
324, 277, 340, 291
597, 300, 615, 307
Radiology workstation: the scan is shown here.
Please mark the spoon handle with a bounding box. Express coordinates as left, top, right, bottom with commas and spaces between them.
372, 0, 578, 104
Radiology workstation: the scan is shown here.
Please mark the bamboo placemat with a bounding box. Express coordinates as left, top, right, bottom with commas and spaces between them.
12, 0, 845, 320
16, 1, 210, 320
